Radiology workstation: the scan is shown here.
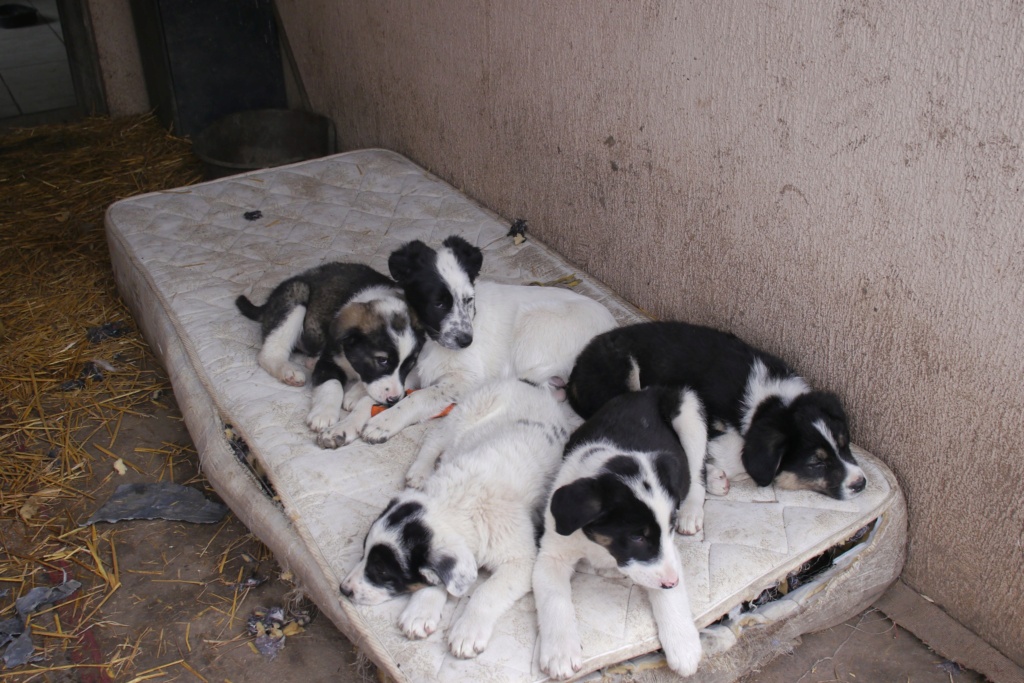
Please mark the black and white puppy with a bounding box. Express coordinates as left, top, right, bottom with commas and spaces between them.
236, 263, 423, 432
534, 387, 704, 680
340, 379, 571, 658
318, 235, 617, 446
567, 321, 867, 510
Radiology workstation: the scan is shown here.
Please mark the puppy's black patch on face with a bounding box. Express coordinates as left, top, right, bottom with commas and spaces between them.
363, 543, 406, 595
431, 554, 457, 586
581, 473, 662, 568
386, 501, 423, 528
361, 516, 434, 597
780, 392, 860, 499
339, 323, 399, 383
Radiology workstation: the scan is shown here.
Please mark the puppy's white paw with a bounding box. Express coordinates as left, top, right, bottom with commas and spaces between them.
538, 633, 583, 680
341, 391, 359, 412
399, 603, 442, 640
306, 405, 339, 432
317, 414, 364, 449
676, 498, 704, 535
705, 464, 730, 496
405, 463, 432, 489
274, 363, 307, 386
448, 612, 493, 658
547, 376, 567, 402
361, 413, 399, 444
661, 621, 702, 676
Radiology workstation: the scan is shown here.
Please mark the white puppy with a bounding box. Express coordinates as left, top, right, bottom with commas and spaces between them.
340, 379, 572, 658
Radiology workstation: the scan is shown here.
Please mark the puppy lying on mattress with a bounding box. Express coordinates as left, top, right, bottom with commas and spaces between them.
316, 235, 617, 447
534, 386, 706, 679
236, 262, 424, 439
341, 378, 571, 658
566, 321, 868, 534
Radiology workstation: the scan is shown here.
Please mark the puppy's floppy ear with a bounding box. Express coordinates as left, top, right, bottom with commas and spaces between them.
388, 240, 433, 283
551, 478, 603, 536
742, 397, 791, 487
441, 235, 483, 282
422, 538, 477, 597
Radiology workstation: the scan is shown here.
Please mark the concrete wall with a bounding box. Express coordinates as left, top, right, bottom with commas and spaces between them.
86, 0, 148, 116
289, 0, 1024, 664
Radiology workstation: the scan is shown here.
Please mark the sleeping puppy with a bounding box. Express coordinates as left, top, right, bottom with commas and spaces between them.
533, 387, 704, 680
236, 263, 423, 433
566, 321, 867, 518
340, 379, 571, 658
318, 235, 617, 447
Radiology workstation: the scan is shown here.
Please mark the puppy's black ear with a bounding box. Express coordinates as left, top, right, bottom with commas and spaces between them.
441, 235, 483, 282
388, 240, 433, 283
422, 538, 477, 597
551, 478, 603, 536
742, 397, 791, 487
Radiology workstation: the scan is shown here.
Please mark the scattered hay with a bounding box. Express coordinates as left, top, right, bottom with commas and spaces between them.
0, 113, 206, 679
0, 113, 203, 516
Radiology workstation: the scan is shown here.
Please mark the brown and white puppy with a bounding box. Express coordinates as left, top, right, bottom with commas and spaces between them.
236, 263, 423, 436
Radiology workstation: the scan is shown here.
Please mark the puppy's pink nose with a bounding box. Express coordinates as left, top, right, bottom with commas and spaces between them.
661, 578, 678, 589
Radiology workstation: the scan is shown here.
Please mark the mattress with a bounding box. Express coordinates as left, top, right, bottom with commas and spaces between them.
106, 149, 906, 682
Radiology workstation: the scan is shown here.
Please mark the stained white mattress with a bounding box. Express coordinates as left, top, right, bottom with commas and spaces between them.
106, 149, 904, 682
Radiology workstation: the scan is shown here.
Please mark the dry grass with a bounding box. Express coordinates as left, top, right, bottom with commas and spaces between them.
0, 113, 208, 679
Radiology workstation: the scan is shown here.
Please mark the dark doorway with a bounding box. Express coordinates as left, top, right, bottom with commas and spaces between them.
1, 0, 105, 127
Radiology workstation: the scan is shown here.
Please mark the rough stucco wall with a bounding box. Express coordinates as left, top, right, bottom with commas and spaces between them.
275, 0, 1024, 664
86, 0, 148, 116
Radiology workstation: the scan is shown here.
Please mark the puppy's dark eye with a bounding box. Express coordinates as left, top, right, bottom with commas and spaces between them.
464, 297, 474, 306
628, 529, 648, 543
376, 356, 390, 368
433, 301, 446, 309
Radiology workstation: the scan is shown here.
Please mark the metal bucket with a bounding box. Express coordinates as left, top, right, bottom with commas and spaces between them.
192, 109, 336, 179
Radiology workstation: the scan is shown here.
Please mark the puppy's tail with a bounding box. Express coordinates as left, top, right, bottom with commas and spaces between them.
235, 295, 265, 321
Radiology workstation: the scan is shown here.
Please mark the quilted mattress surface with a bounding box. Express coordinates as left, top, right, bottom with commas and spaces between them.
106, 149, 899, 682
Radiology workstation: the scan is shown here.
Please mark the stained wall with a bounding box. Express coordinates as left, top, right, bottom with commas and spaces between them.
84, 0, 1020, 663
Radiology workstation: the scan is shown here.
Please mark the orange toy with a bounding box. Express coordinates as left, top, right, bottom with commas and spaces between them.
369, 389, 455, 419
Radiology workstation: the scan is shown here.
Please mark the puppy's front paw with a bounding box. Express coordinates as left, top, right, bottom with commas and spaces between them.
275, 363, 307, 387
306, 405, 339, 432
317, 414, 364, 449
341, 392, 359, 412
538, 633, 583, 680
448, 612, 493, 658
405, 462, 434, 489
661, 620, 702, 676
705, 464, 730, 496
399, 604, 441, 640
360, 413, 398, 444
676, 497, 704, 535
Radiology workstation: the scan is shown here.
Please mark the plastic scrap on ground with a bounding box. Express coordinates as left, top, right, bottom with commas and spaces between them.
82, 482, 228, 526
0, 579, 82, 668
